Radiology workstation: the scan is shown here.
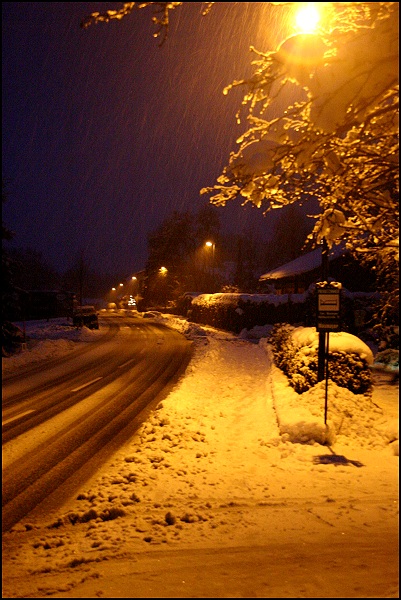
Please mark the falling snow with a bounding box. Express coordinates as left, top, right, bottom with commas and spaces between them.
2, 3, 292, 276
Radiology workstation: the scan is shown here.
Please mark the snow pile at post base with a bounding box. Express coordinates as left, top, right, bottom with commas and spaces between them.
260, 337, 398, 451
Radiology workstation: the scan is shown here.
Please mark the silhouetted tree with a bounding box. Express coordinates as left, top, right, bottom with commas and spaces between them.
195, 204, 221, 246
2, 179, 24, 353
62, 251, 104, 305
8, 248, 60, 292
232, 231, 261, 292
263, 204, 314, 272
144, 211, 197, 305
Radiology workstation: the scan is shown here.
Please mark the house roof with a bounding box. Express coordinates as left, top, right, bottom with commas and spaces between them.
259, 244, 346, 281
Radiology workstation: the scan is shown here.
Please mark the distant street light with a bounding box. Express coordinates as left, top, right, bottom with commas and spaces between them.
111, 283, 123, 308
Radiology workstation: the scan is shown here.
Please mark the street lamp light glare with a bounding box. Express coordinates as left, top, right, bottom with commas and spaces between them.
205, 241, 213, 247
119, 283, 124, 287
294, 2, 320, 34
132, 276, 137, 280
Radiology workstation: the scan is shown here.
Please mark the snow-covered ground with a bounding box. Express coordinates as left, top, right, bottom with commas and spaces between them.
2, 313, 399, 598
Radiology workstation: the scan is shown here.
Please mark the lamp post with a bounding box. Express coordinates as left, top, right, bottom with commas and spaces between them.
158, 267, 168, 310
131, 276, 138, 306
107, 287, 121, 311
118, 283, 124, 309
205, 241, 215, 290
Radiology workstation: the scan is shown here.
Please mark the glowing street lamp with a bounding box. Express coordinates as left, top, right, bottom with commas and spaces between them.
293, 2, 321, 34
275, 4, 327, 90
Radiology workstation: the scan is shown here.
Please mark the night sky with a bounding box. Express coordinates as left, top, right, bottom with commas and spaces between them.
2, 2, 291, 276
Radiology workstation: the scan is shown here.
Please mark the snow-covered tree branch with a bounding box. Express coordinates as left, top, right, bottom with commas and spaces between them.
201, 3, 398, 254
81, 2, 214, 45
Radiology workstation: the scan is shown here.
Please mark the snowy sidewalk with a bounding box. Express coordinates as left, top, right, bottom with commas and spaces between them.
70, 336, 284, 514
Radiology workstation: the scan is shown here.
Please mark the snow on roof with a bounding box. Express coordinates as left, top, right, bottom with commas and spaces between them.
259, 245, 346, 281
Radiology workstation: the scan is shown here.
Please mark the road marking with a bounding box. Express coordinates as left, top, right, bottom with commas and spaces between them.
2, 409, 35, 426
118, 358, 136, 368
71, 377, 103, 392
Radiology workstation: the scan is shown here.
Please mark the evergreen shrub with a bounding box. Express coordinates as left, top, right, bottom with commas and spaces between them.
270, 324, 372, 394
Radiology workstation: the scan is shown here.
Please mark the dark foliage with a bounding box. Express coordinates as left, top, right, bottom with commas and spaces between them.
2, 320, 24, 357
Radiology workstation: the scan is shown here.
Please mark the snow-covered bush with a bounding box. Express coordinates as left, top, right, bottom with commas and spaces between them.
289, 348, 318, 393
270, 324, 373, 394
290, 348, 372, 394
268, 323, 296, 373
327, 352, 373, 394
372, 348, 399, 384
189, 294, 307, 333
374, 348, 399, 369
186, 289, 379, 336
376, 326, 400, 352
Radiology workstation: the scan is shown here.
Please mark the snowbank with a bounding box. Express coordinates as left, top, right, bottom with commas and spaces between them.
291, 326, 374, 365
260, 336, 397, 451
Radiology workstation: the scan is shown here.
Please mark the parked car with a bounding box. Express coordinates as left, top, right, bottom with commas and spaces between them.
73, 305, 99, 329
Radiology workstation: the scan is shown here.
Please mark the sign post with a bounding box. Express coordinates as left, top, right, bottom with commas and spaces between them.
316, 281, 342, 425
318, 238, 329, 381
